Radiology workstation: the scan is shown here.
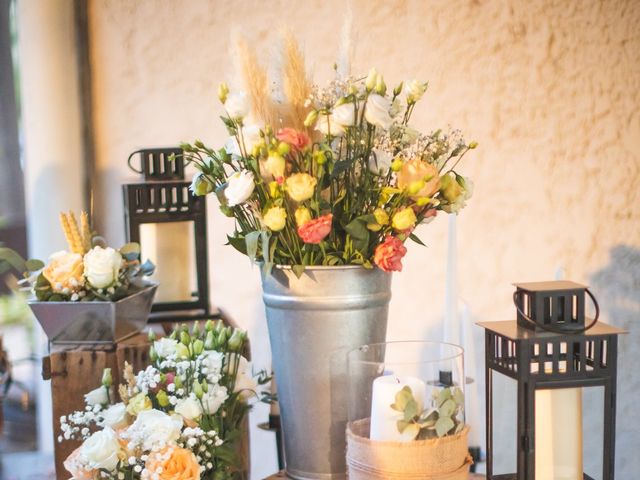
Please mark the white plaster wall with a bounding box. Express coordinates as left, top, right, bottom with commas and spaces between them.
87, 1, 640, 478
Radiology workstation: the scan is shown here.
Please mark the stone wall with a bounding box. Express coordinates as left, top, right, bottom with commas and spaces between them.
87, 0, 640, 477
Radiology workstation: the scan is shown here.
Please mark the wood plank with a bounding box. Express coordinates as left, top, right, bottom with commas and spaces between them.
47, 335, 150, 479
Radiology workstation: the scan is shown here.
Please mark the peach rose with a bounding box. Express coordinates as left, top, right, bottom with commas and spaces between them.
43, 251, 84, 293
63, 447, 96, 480
145, 447, 201, 480
396, 159, 440, 199
276, 128, 310, 150
297, 214, 333, 244
373, 236, 407, 272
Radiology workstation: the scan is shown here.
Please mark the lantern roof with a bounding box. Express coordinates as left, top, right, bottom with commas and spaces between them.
477, 319, 626, 341
512, 280, 587, 292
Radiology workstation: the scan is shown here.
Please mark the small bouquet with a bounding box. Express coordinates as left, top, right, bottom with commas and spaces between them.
181, 36, 476, 275
59, 321, 268, 479
1, 211, 154, 302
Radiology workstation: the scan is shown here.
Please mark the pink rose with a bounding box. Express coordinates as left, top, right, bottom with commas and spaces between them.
373, 236, 407, 272
298, 214, 332, 244
276, 128, 311, 150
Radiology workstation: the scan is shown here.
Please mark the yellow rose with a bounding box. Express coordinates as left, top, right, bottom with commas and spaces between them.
392, 207, 417, 231
126, 392, 152, 416
440, 173, 463, 203
43, 251, 84, 293
397, 159, 440, 199
295, 207, 312, 227
286, 173, 317, 202
263, 206, 287, 231
373, 208, 390, 226
264, 152, 286, 179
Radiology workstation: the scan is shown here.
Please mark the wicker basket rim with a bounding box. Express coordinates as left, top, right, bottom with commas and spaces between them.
347, 418, 470, 447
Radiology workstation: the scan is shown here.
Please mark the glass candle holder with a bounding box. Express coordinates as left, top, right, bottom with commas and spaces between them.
347, 341, 465, 442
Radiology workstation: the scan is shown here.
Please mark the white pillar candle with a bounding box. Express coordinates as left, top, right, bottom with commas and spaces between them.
535, 388, 583, 480
370, 375, 426, 441
140, 222, 194, 302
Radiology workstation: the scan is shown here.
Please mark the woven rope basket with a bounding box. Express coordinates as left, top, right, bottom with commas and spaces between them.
346, 419, 473, 480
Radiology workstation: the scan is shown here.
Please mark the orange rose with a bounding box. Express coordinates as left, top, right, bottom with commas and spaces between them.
374, 236, 407, 272
145, 447, 201, 480
297, 214, 332, 244
396, 159, 440, 199
63, 447, 96, 480
43, 251, 84, 293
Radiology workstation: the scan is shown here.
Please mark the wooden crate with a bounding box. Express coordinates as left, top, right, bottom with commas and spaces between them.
43, 334, 150, 479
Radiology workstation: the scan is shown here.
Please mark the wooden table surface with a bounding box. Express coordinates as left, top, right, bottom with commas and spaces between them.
265, 473, 485, 479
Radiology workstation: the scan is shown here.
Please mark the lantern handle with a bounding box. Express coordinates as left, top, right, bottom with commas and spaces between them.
512, 289, 599, 334
126, 150, 145, 174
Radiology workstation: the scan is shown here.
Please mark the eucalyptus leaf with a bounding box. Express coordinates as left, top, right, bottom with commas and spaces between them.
436, 388, 452, 407
396, 419, 410, 433
439, 398, 456, 418
403, 398, 418, 421
435, 416, 455, 437
399, 423, 421, 441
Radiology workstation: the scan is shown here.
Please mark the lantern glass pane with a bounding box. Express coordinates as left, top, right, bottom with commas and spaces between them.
583, 385, 604, 480
139, 221, 197, 302
491, 371, 517, 475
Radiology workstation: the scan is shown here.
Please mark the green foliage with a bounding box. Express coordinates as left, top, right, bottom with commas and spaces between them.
391, 385, 465, 440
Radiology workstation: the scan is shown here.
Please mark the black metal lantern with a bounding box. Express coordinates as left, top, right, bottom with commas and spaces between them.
123, 148, 216, 323
480, 281, 625, 480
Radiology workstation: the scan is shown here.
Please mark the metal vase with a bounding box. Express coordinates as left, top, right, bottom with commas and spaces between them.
29, 284, 157, 345
261, 266, 392, 480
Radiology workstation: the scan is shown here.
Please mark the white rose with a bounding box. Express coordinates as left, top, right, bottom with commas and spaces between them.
404, 79, 427, 103
127, 409, 182, 451
84, 386, 108, 406
331, 103, 356, 127
364, 94, 393, 130
203, 384, 228, 415
224, 170, 255, 207
224, 124, 262, 156
101, 402, 127, 429
368, 149, 393, 174
224, 91, 250, 119
175, 396, 203, 421
80, 427, 121, 472
154, 338, 178, 358
315, 113, 345, 137
83, 246, 122, 289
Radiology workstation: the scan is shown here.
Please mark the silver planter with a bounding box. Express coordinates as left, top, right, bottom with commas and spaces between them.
262, 266, 391, 480
29, 284, 157, 345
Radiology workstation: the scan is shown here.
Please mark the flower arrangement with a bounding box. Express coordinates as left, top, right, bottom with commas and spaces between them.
1, 211, 154, 302
181, 36, 476, 275
59, 321, 268, 479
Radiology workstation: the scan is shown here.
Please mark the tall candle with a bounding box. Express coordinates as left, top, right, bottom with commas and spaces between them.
370, 375, 426, 441
140, 222, 194, 302
535, 388, 583, 479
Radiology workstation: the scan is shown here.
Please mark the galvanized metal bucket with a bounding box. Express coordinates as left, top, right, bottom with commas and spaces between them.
262, 266, 392, 480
